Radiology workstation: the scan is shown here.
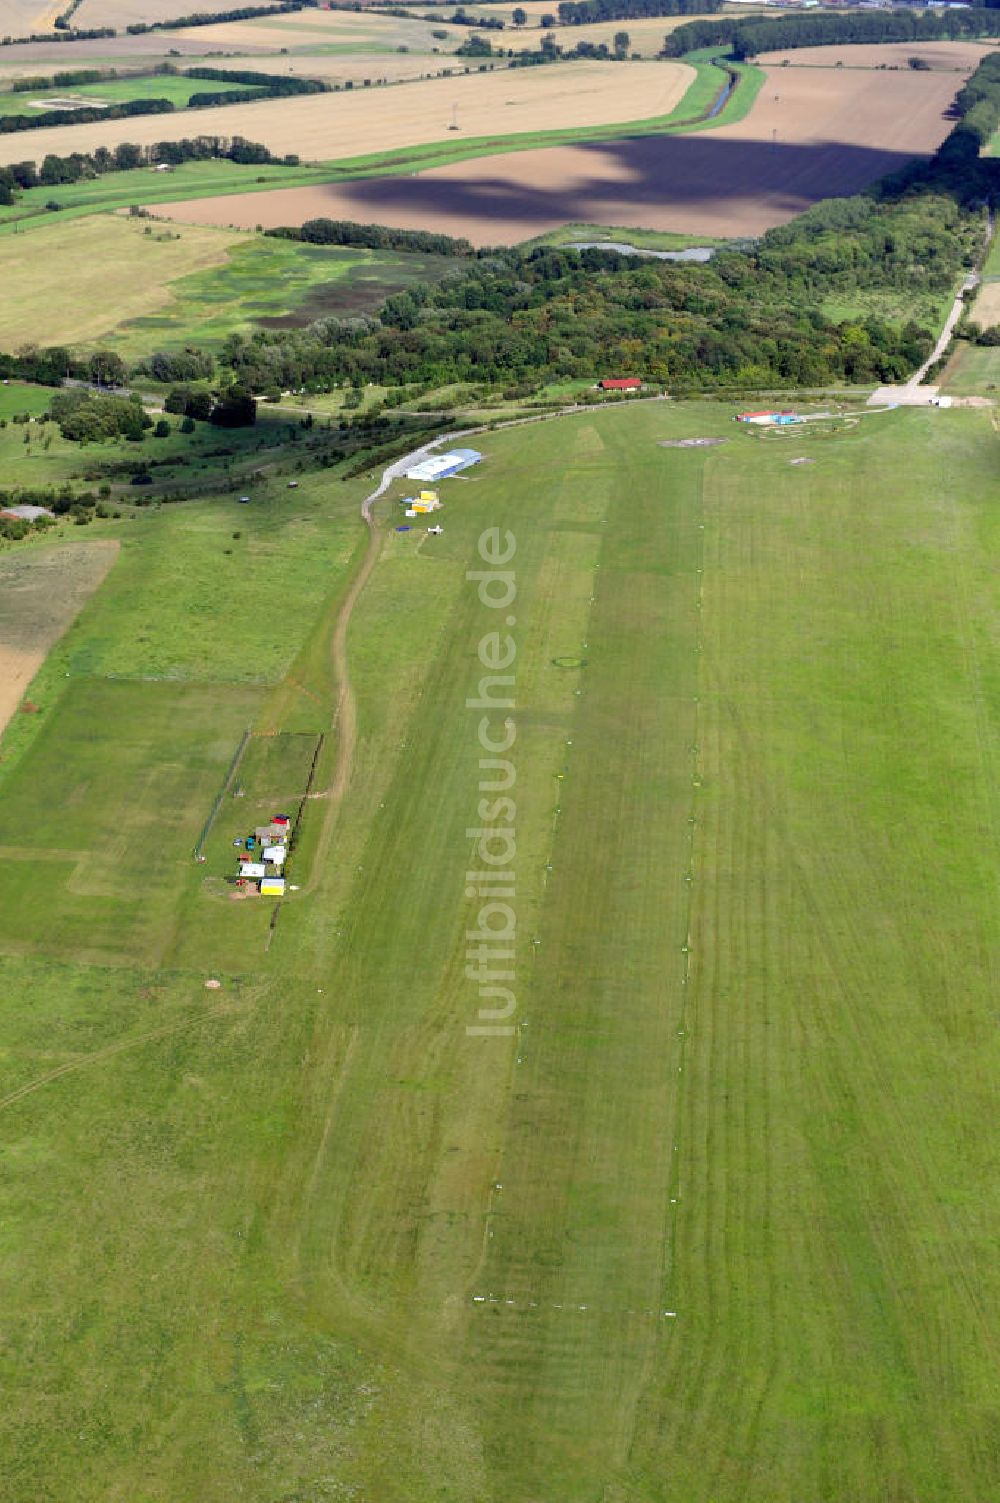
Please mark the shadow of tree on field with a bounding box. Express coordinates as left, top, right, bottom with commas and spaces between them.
326, 136, 937, 238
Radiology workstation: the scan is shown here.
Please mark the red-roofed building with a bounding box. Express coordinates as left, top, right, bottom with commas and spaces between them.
599, 378, 642, 391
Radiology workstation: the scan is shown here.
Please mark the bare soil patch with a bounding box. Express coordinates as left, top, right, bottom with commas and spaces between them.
0, 59, 693, 169
0, 541, 118, 741
155, 62, 965, 242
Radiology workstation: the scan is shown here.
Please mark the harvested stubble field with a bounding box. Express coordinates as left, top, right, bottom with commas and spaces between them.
166, 4, 448, 51
756, 38, 996, 70
72, 0, 292, 26
0, 57, 694, 166
158, 60, 969, 242
0, 0, 59, 39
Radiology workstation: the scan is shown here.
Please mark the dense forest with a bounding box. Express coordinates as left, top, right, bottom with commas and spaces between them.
663, 8, 1000, 58
210, 189, 979, 393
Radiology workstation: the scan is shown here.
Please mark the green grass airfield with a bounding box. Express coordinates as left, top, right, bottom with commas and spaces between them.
1, 398, 1000, 1500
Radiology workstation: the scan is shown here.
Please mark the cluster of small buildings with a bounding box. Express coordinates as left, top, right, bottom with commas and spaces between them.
233, 813, 291, 896
394, 449, 482, 536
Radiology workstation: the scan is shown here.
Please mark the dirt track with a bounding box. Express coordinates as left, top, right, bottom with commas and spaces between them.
156, 62, 969, 243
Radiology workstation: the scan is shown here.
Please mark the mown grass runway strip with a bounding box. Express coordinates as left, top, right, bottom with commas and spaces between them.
1, 401, 999, 1498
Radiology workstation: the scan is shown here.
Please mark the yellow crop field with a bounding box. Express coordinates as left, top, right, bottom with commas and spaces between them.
0, 58, 695, 167
0, 214, 240, 345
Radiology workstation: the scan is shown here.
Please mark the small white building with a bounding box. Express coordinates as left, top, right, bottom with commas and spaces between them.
240, 862, 266, 878
262, 845, 286, 866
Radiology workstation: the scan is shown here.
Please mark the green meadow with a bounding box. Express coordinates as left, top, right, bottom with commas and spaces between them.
0, 72, 259, 117
2, 400, 1000, 1500
0, 212, 452, 354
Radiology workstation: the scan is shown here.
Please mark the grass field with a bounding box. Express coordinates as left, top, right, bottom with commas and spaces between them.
0, 71, 259, 114
0, 211, 452, 351
939, 339, 1000, 393
2, 398, 1000, 1498
0, 539, 118, 735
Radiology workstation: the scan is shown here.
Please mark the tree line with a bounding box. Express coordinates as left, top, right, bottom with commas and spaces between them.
0, 134, 295, 204
267, 217, 475, 256
557, 0, 718, 24
662, 7, 1000, 59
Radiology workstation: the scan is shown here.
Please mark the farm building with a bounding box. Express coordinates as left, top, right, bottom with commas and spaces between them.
599, 378, 642, 391
261, 877, 286, 897
406, 449, 482, 482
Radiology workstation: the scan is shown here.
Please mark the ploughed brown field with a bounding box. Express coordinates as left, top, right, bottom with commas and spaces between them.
155, 62, 970, 244
0, 59, 694, 167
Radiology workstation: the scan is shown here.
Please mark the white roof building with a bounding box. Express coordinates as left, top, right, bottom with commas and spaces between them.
405, 448, 482, 482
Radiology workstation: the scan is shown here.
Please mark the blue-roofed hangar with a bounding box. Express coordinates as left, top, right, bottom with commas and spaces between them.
406, 448, 482, 482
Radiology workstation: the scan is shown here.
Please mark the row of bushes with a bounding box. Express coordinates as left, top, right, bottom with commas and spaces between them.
1, 0, 312, 44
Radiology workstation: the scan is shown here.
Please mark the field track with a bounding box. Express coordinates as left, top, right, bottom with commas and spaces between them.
156, 61, 969, 242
